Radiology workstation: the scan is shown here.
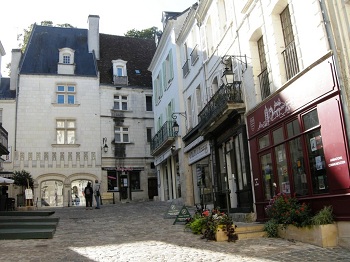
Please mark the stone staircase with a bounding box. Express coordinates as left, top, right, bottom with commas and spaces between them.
0, 210, 59, 239
231, 212, 267, 240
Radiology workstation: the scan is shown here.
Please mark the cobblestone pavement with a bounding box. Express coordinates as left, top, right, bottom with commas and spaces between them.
1, 201, 350, 262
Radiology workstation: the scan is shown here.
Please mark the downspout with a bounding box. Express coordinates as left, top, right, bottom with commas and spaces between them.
319, 0, 350, 145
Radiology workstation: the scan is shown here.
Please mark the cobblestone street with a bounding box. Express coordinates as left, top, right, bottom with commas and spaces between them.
0, 201, 349, 262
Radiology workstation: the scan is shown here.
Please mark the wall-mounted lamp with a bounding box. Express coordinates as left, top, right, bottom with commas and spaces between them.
222, 67, 234, 86
171, 112, 187, 136
102, 137, 108, 153
171, 145, 176, 151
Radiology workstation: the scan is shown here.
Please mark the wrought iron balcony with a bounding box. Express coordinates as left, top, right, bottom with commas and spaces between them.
198, 82, 245, 133
0, 124, 9, 155
258, 68, 270, 100
113, 75, 128, 85
282, 40, 299, 80
150, 121, 176, 156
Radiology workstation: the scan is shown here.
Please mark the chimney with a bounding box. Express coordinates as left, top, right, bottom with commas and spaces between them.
0, 41, 5, 84
88, 15, 100, 60
10, 49, 21, 91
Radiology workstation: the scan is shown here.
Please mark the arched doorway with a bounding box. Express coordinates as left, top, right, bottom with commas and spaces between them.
41, 180, 64, 207
70, 179, 92, 207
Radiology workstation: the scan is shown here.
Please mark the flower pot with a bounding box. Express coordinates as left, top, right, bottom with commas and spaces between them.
215, 225, 228, 242
278, 224, 338, 247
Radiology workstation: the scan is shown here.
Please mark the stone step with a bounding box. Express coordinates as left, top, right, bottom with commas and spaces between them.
0, 228, 56, 239
0, 211, 55, 216
0, 217, 59, 223
0, 221, 58, 229
234, 222, 267, 240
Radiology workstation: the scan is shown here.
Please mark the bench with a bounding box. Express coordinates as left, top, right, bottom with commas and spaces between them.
101, 192, 114, 204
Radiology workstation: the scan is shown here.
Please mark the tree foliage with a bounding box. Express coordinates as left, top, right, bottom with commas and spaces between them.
13, 170, 34, 193
124, 26, 161, 40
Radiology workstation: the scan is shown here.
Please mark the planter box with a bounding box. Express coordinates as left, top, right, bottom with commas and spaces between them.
278, 224, 338, 247
215, 225, 228, 242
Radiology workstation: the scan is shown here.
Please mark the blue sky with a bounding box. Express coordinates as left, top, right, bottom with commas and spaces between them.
1, 0, 195, 75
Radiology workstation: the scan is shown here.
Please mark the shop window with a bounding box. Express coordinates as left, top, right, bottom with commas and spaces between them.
272, 127, 284, 144
287, 119, 300, 138
289, 137, 308, 196
303, 109, 319, 130
107, 170, 118, 191
261, 153, 275, 200
259, 134, 270, 149
306, 129, 328, 194
130, 172, 140, 190
274, 144, 289, 194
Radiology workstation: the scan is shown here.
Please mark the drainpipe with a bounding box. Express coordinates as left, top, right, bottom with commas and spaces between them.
319, 0, 350, 145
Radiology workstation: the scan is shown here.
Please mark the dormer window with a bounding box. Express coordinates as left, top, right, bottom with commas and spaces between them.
112, 59, 128, 85
58, 48, 75, 75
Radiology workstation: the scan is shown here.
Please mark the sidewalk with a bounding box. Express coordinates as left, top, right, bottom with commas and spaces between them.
0, 201, 349, 262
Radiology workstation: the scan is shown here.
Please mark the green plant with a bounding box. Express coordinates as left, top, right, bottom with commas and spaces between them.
13, 170, 34, 194
311, 206, 334, 225
264, 219, 279, 237
186, 215, 206, 234
265, 193, 312, 228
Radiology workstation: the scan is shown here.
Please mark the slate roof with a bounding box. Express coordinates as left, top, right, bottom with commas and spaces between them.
20, 25, 97, 76
0, 78, 16, 99
98, 34, 156, 88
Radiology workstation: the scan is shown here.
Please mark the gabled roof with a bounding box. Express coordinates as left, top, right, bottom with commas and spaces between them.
0, 78, 16, 99
98, 34, 156, 87
20, 25, 97, 76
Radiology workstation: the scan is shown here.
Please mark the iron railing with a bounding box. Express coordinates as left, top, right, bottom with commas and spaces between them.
198, 82, 243, 127
113, 75, 128, 85
282, 41, 299, 80
258, 68, 270, 100
150, 121, 176, 153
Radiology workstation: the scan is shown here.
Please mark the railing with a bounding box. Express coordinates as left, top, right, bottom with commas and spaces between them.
198, 82, 243, 127
282, 41, 299, 80
258, 68, 270, 100
150, 121, 176, 153
190, 45, 199, 65
113, 75, 128, 85
182, 60, 190, 78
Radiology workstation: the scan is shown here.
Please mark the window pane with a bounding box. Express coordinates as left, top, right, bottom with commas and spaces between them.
123, 134, 129, 142
117, 68, 123, 76
115, 134, 121, 142
68, 95, 75, 104
57, 130, 64, 144
67, 131, 75, 144
122, 102, 127, 110
123, 128, 128, 132
289, 137, 308, 196
258, 134, 270, 149
57, 86, 65, 92
67, 121, 75, 128
57, 95, 64, 104
57, 121, 65, 128
67, 86, 75, 92
261, 153, 275, 200
114, 101, 120, 110
306, 129, 328, 194
287, 119, 300, 138
275, 144, 290, 194
273, 127, 284, 144
303, 109, 319, 130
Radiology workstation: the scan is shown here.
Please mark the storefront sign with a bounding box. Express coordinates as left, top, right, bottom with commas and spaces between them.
154, 149, 172, 166
188, 141, 210, 165
247, 55, 337, 138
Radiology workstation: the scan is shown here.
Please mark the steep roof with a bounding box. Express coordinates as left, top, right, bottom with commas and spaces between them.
20, 25, 97, 76
0, 78, 16, 99
98, 34, 156, 88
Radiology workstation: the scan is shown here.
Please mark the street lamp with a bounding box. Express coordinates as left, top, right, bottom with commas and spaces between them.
171, 112, 187, 136
102, 137, 108, 153
222, 67, 234, 85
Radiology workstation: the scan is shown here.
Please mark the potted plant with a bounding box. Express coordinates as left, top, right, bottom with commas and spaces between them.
13, 170, 34, 207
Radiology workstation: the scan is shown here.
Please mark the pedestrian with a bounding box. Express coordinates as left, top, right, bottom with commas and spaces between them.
94, 179, 101, 209
84, 182, 93, 210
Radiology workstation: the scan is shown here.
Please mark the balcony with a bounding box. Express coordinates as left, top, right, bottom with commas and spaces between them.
198, 82, 245, 134
0, 124, 9, 155
282, 41, 299, 81
113, 75, 128, 85
150, 121, 176, 156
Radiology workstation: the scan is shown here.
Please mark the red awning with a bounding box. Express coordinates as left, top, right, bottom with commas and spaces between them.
108, 176, 117, 180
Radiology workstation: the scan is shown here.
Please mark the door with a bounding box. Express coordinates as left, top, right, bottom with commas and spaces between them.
148, 178, 158, 200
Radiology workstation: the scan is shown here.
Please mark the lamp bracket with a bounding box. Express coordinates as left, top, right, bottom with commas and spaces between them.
221, 54, 247, 72
172, 112, 187, 120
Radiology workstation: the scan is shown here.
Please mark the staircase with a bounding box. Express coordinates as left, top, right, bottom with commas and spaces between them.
0, 211, 59, 239
234, 222, 267, 240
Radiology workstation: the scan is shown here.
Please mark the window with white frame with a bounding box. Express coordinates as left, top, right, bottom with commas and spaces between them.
56, 119, 76, 144
165, 51, 174, 85
115, 127, 129, 143
59, 48, 74, 64
57, 85, 75, 104
114, 95, 128, 110
63, 54, 71, 64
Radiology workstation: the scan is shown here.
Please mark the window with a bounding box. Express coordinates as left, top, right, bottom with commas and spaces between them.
257, 36, 270, 100
57, 85, 75, 104
115, 127, 129, 143
117, 67, 123, 76
63, 54, 71, 64
56, 120, 75, 144
146, 96, 153, 111
130, 171, 140, 190
165, 51, 174, 85
114, 95, 128, 110
146, 128, 152, 143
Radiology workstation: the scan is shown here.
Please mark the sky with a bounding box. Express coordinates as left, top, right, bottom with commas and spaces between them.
0, 0, 195, 76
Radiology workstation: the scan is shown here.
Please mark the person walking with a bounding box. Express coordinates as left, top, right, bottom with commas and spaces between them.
94, 179, 101, 209
84, 182, 93, 210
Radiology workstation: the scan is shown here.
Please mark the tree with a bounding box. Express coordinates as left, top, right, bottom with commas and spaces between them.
13, 170, 34, 194
124, 26, 161, 40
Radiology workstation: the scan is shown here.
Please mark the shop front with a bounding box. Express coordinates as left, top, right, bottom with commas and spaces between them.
246, 54, 350, 221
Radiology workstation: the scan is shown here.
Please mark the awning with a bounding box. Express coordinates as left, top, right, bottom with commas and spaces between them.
108, 176, 117, 180
0, 177, 14, 185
